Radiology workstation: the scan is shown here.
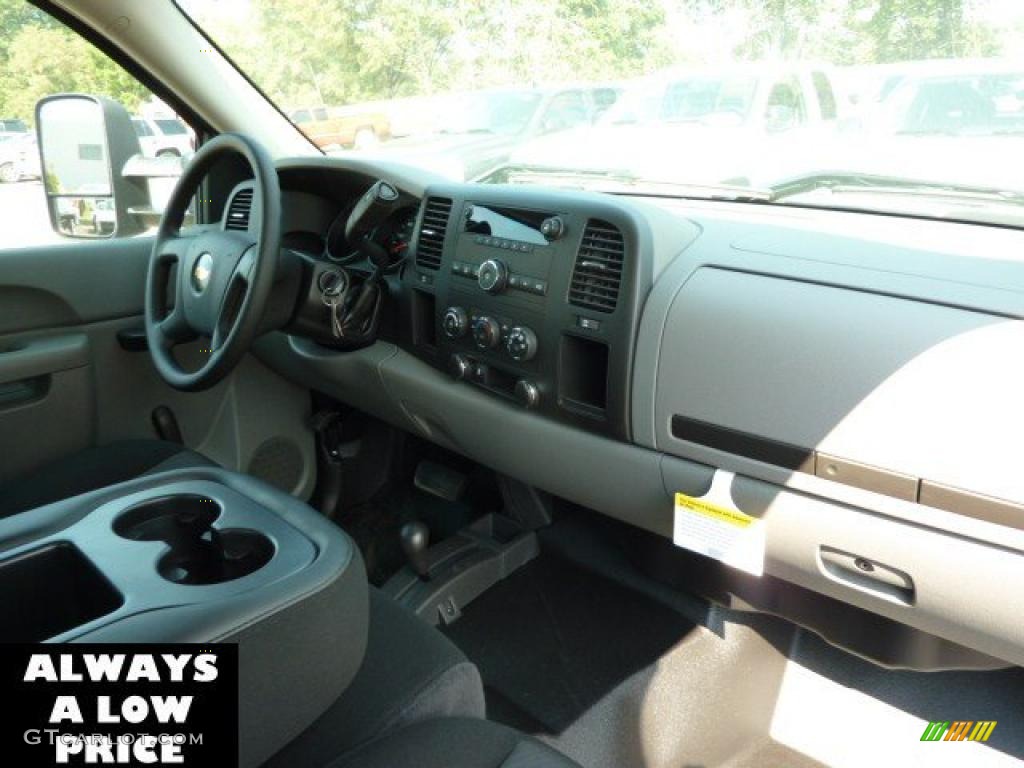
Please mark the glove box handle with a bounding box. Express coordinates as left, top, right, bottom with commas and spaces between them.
819, 546, 915, 605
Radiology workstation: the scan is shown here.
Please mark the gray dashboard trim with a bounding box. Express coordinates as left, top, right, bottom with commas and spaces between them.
254, 335, 1024, 665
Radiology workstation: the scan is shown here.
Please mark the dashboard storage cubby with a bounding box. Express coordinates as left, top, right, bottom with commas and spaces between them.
113, 495, 274, 585
0, 543, 123, 642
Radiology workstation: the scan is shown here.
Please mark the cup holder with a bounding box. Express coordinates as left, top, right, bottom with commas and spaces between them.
114, 495, 221, 543
113, 495, 275, 585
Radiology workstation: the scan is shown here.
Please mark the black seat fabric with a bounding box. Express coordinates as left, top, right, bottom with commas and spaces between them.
266, 588, 486, 767
0, 439, 213, 518
329, 718, 581, 768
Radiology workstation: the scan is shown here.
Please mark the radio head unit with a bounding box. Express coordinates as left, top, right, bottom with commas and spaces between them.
463, 203, 565, 247
406, 186, 649, 440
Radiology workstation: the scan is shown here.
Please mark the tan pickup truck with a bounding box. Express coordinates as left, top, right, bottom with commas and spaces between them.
289, 105, 391, 149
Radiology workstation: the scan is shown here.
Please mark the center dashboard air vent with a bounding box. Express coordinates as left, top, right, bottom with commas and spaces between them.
415, 197, 452, 270
568, 220, 625, 313
225, 188, 253, 231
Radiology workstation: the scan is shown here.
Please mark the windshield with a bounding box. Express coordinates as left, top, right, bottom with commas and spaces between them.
601, 75, 758, 126
178, 0, 1024, 227
438, 91, 544, 136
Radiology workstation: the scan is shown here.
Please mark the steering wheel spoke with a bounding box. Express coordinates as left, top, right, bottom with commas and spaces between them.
147, 233, 196, 348
156, 232, 193, 262
155, 303, 193, 347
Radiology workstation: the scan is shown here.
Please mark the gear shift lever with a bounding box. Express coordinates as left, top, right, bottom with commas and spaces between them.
399, 521, 431, 580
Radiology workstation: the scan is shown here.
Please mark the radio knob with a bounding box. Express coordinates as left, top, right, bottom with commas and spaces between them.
449, 353, 472, 380
472, 316, 501, 350
505, 326, 538, 362
442, 306, 469, 338
477, 259, 508, 293
515, 379, 540, 409
540, 216, 565, 241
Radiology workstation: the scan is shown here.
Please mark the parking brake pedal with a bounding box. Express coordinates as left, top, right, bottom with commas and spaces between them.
413, 460, 468, 502
151, 406, 183, 444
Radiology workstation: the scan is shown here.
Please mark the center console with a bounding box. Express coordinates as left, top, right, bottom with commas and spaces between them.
404, 185, 647, 440
0, 467, 368, 768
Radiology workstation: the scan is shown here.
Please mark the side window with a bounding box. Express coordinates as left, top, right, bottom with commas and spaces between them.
812, 72, 838, 120
0, 8, 196, 248
591, 88, 620, 117
540, 91, 589, 134
765, 77, 807, 132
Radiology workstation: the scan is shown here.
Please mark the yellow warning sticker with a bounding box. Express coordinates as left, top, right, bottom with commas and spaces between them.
672, 471, 765, 576
674, 493, 756, 528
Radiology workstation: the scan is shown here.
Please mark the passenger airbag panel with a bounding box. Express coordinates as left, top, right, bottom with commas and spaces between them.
655, 267, 1024, 524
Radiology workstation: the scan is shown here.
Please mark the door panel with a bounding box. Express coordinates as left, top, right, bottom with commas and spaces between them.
0, 239, 315, 499
0, 239, 152, 335
0, 332, 93, 483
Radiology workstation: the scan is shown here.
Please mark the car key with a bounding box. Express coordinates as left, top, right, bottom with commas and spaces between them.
319, 268, 350, 339
324, 291, 347, 338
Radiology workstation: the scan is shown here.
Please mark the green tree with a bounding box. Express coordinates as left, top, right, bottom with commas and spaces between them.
2, 25, 149, 123
852, 0, 998, 62
0, 2, 150, 124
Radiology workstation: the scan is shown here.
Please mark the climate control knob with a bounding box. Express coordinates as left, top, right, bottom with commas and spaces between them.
442, 306, 469, 338
477, 259, 508, 293
505, 326, 538, 362
472, 316, 502, 350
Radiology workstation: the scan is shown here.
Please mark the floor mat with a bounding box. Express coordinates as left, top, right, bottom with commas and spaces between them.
441, 553, 697, 735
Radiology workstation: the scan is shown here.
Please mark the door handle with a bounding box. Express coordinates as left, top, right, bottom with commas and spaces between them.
116, 327, 148, 351
0, 334, 89, 386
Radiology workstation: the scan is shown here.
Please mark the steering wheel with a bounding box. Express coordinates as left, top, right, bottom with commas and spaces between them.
144, 134, 281, 391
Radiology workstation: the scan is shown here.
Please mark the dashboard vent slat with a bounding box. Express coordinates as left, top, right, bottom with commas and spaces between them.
569, 220, 625, 313
415, 197, 452, 270
225, 188, 253, 231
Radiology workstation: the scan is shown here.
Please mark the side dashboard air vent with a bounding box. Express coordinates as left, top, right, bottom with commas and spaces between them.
568, 220, 625, 313
225, 188, 254, 231
415, 197, 453, 270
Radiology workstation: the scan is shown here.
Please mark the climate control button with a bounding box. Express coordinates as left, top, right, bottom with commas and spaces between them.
442, 306, 469, 338
472, 316, 501, 350
515, 379, 540, 409
449, 353, 472, 380
505, 326, 538, 362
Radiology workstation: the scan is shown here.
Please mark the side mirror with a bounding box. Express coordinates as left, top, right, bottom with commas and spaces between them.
35, 94, 152, 238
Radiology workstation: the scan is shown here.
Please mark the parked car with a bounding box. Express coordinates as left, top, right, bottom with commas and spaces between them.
500, 65, 843, 186
89, 196, 116, 235
0, 132, 41, 183
290, 104, 391, 150
0, 117, 28, 139
356, 85, 614, 180
815, 60, 1024, 191
131, 115, 195, 157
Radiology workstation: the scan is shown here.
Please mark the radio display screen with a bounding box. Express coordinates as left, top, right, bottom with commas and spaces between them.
463, 203, 551, 246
